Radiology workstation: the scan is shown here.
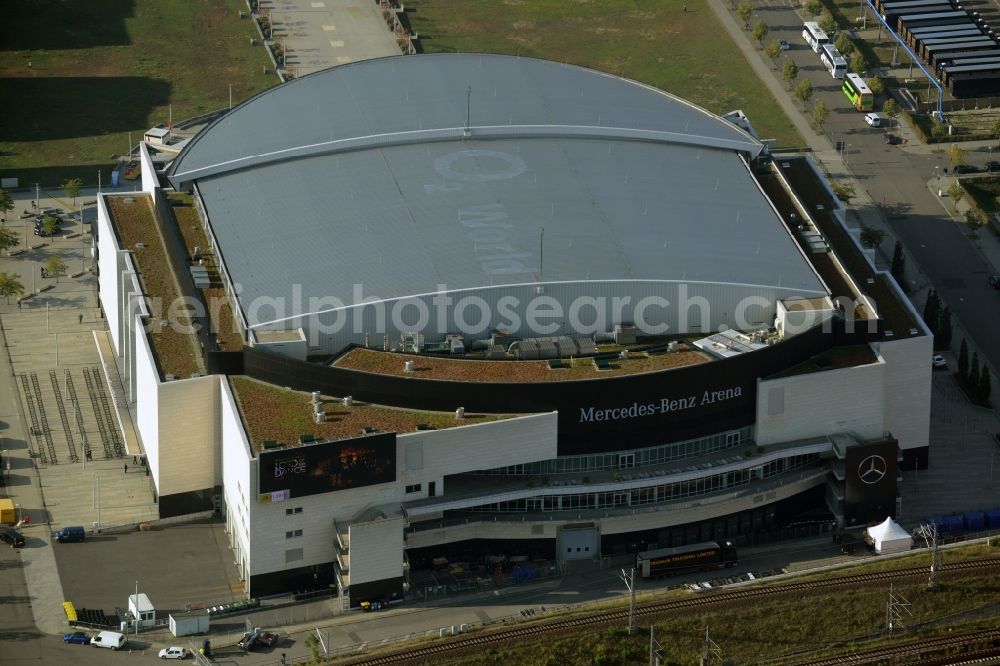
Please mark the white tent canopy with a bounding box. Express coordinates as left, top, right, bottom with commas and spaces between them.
866, 517, 912, 554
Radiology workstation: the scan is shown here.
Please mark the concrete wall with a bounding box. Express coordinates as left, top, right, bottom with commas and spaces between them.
348, 516, 405, 586
139, 142, 158, 194
877, 335, 932, 451
755, 358, 886, 445
157, 375, 219, 496
221, 378, 252, 588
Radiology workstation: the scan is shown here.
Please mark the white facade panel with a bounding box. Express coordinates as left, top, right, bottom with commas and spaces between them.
134, 325, 161, 486
96, 195, 123, 353
157, 376, 219, 496
348, 517, 405, 585
877, 335, 932, 451
220, 379, 252, 586
399, 413, 557, 494
755, 359, 886, 445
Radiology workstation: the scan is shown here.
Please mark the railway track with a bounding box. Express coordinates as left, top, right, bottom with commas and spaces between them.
796, 627, 1000, 665
342, 556, 1000, 665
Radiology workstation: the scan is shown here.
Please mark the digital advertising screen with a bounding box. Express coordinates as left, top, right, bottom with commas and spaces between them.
258, 432, 396, 501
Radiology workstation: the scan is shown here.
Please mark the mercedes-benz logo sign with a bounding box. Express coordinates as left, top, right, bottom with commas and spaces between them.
858, 455, 887, 485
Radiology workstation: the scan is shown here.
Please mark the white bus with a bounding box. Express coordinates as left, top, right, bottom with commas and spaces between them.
820, 44, 849, 78
802, 22, 830, 53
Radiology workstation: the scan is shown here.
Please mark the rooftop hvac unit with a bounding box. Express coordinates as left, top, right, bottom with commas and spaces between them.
455, 407, 465, 419
404, 360, 415, 372
668, 341, 678, 352
536, 340, 558, 359
614, 323, 636, 345
576, 338, 598, 356
342, 395, 353, 407
313, 410, 325, 424
486, 345, 506, 359
311, 391, 321, 403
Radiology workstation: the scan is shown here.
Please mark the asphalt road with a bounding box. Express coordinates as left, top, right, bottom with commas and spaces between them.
761, 0, 1000, 373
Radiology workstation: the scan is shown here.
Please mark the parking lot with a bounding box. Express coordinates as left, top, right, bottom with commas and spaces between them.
52, 519, 242, 618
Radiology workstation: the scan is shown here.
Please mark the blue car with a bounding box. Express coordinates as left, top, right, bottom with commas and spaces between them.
63, 631, 90, 645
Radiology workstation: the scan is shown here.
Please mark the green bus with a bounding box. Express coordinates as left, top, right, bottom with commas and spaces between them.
842, 73, 874, 112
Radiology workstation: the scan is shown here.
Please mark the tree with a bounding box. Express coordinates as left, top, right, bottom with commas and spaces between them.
818, 9, 837, 34
923, 289, 940, 335
969, 351, 980, 390
830, 180, 856, 205
868, 77, 885, 98
850, 52, 868, 76
948, 144, 966, 167
890, 240, 905, 286
947, 180, 964, 203
782, 59, 799, 88
813, 100, 829, 129
0, 225, 19, 256
965, 208, 984, 232
44, 255, 67, 283
61, 177, 82, 211
937, 305, 952, 351
42, 214, 59, 237
753, 20, 769, 47
765, 40, 782, 68
958, 338, 969, 379
0, 189, 13, 222
835, 32, 854, 56
737, 1, 753, 29
883, 98, 900, 122
806, 0, 822, 15
931, 119, 948, 139
980, 364, 992, 404
0, 272, 23, 304
859, 224, 885, 248
794, 78, 813, 107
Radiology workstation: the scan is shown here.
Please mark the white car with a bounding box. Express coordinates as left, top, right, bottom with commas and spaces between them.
158, 646, 189, 660
932, 354, 947, 368
864, 112, 882, 127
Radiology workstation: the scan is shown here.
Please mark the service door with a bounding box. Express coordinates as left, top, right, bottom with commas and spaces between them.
557, 526, 599, 561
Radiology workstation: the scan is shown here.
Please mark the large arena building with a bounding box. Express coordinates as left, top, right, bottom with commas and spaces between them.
96, 54, 931, 604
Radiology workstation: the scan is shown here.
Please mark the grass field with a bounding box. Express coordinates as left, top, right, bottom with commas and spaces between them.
0, 0, 274, 187
406, 0, 802, 147
412, 543, 1000, 666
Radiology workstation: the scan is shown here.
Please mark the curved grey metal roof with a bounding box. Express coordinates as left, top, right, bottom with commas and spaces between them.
167, 54, 763, 183
167, 54, 826, 327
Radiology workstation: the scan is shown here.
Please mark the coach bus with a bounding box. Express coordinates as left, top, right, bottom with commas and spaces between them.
842, 73, 874, 111
637, 541, 739, 579
802, 22, 830, 53
820, 44, 849, 79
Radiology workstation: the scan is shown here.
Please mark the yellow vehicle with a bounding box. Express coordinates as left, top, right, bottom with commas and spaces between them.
0, 498, 15, 525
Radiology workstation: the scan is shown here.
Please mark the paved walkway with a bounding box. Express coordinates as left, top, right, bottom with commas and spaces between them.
260, 0, 401, 77
0, 187, 159, 635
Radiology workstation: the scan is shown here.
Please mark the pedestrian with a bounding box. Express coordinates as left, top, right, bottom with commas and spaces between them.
683, 4, 687, 10
17, 300, 21, 310
133, 455, 137, 465
124, 463, 128, 474
78, 314, 83, 325
86, 450, 92, 461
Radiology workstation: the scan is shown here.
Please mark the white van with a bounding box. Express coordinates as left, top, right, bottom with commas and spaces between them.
91, 630, 126, 650
864, 112, 882, 127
